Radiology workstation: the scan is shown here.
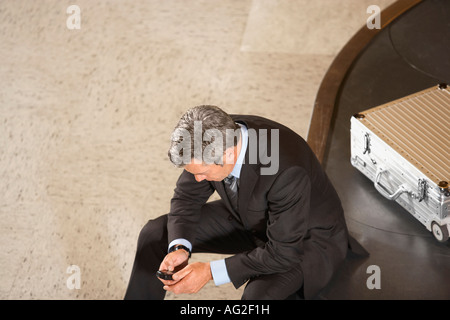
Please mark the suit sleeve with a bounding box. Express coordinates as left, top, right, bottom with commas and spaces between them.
167, 169, 214, 245
225, 166, 311, 288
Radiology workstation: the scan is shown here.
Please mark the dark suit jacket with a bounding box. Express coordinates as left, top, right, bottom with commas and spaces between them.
168, 115, 364, 299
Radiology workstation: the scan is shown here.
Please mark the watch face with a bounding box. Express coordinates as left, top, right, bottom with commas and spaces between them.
156, 270, 174, 280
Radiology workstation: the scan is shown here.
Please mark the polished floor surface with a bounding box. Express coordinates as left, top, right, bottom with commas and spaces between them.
1, 0, 399, 299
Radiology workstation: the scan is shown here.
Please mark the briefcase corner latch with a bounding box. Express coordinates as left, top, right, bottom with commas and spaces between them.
416, 179, 428, 202
363, 133, 371, 155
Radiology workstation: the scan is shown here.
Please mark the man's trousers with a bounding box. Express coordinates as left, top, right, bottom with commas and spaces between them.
124, 200, 304, 300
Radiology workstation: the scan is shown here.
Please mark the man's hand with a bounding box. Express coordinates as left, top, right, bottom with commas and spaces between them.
163, 262, 212, 295
159, 249, 189, 273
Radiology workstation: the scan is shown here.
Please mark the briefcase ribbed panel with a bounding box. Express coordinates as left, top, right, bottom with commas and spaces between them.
356, 85, 450, 185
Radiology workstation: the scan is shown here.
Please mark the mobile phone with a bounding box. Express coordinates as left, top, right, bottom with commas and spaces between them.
156, 270, 174, 280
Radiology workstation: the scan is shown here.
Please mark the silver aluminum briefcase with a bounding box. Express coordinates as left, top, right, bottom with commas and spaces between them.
350, 84, 450, 242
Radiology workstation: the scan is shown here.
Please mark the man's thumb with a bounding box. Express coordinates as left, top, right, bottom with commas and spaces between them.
172, 265, 192, 281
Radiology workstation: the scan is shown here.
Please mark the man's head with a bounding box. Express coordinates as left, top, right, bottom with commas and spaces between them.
168, 105, 241, 182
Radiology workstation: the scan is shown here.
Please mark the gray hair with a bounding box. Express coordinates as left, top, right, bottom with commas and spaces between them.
168, 105, 241, 167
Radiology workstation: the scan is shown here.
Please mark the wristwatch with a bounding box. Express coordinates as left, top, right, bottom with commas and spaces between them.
168, 244, 191, 258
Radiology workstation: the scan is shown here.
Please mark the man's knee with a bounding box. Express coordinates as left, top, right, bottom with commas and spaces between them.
241, 267, 304, 300
136, 215, 168, 253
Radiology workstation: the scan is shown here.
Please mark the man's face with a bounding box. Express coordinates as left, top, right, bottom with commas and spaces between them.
185, 162, 233, 182
184, 146, 237, 182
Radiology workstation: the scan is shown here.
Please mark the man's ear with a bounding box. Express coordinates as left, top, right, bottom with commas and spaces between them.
224, 147, 236, 165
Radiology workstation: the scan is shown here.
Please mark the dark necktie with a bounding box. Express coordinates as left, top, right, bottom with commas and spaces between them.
223, 174, 239, 213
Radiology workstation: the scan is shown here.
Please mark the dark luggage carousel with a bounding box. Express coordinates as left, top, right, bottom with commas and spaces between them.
315, 0, 450, 299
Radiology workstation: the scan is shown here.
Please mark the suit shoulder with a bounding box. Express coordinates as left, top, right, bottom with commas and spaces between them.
232, 114, 319, 172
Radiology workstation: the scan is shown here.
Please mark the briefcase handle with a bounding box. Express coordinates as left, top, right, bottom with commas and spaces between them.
374, 167, 410, 201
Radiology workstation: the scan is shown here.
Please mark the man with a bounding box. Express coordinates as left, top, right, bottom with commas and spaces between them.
124, 105, 366, 300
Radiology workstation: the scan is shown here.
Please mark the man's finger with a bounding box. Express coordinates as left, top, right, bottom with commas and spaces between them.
172, 265, 193, 281
163, 280, 187, 295
159, 278, 178, 286
162, 267, 192, 294
159, 250, 189, 272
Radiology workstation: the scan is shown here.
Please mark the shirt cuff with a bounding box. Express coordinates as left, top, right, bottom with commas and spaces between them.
168, 238, 192, 253
210, 259, 231, 286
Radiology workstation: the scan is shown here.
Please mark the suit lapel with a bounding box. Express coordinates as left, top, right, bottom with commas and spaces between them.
237, 163, 259, 229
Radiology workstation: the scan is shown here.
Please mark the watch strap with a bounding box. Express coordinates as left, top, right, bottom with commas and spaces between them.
168, 244, 191, 258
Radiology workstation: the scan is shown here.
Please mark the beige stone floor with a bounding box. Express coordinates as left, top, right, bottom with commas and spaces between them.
0, 0, 395, 299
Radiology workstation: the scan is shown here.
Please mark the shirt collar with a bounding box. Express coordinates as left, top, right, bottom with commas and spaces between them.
230, 123, 248, 179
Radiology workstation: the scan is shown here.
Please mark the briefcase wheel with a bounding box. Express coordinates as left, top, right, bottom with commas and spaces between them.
431, 222, 449, 243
